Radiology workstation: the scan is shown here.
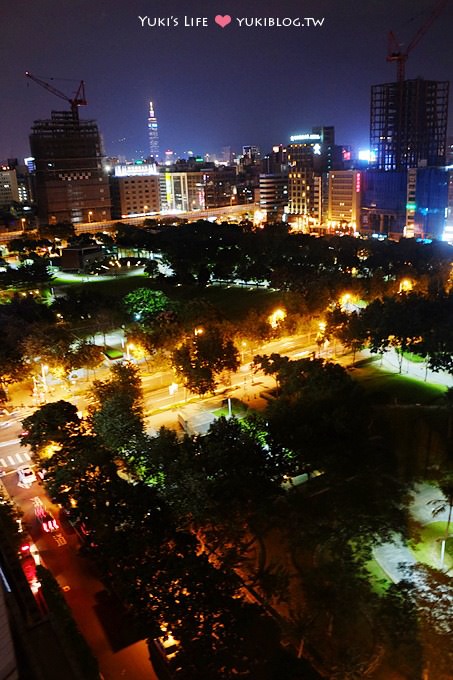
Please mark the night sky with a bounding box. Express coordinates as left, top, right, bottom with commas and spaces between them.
1, 0, 452, 161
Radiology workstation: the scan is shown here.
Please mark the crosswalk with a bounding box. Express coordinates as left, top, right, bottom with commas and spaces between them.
0, 451, 31, 468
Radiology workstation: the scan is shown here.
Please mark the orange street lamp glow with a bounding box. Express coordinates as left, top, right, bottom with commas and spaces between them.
268, 308, 286, 329
340, 293, 351, 307
399, 279, 413, 293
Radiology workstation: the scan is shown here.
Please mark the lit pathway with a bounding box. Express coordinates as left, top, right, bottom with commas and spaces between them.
366, 348, 453, 388
373, 482, 451, 583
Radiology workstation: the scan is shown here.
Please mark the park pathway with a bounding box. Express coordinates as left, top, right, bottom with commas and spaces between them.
373, 482, 450, 582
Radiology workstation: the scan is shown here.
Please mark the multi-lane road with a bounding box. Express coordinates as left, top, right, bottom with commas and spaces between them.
0, 331, 324, 679
0, 410, 159, 680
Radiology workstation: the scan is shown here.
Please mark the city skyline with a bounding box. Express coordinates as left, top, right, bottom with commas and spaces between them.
1, 0, 453, 161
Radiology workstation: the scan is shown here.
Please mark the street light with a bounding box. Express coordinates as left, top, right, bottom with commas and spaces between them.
399, 278, 413, 293
316, 322, 327, 358
339, 293, 351, 309
41, 363, 48, 394
169, 382, 178, 403
268, 308, 286, 329
241, 341, 247, 363
88, 211, 93, 223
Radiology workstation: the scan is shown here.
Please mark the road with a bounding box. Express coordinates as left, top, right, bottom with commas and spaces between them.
0, 410, 159, 680
0, 408, 34, 471
0, 331, 322, 678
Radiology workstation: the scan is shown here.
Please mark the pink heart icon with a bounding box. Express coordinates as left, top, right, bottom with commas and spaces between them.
215, 15, 232, 28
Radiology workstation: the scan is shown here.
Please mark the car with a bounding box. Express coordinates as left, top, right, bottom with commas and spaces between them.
17, 465, 37, 486
19, 537, 40, 565
19, 538, 41, 594
37, 510, 59, 533
150, 631, 181, 678
33, 497, 59, 533
153, 631, 180, 664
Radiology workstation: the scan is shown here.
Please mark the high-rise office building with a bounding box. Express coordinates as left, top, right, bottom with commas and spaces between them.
327, 170, 362, 232
110, 162, 161, 218
160, 171, 205, 212
287, 126, 343, 229
0, 169, 20, 206
148, 101, 159, 161
360, 170, 407, 236
258, 174, 288, 221
29, 111, 111, 224
370, 78, 449, 171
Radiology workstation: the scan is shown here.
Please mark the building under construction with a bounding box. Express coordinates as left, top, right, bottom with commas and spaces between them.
370, 78, 449, 171
29, 110, 111, 224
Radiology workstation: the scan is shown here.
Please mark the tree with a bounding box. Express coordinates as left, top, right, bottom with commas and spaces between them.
38, 221, 75, 240
16, 257, 53, 285
123, 287, 172, 324
381, 564, 453, 680
325, 307, 365, 364
21, 323, 75, 376
428, 477, 453, 556
143, 259, 159, 278
20, 400, 82, 453
89, 363, 144, 452
253, 355, 370, 476
172, 327, 239, 395
70, 341, 104, 377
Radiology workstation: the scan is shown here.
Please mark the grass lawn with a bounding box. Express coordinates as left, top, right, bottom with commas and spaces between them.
353, 362, 446, 405
103, 347, 124, 360
53, 272, 285, 323
401, 350, 426, 364
409, 521, 453, 571
365, 523, 453, 595
365, 558, 392, 594
213, 398, 249, 419
52, 271, 147, 296
160, 284, 284, 322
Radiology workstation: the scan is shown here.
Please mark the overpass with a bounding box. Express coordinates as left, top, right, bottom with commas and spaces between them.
73, 203, 255, 234
0, 204, 256, 244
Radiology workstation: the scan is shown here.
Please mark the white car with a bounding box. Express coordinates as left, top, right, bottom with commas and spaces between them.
17, 465, 37, 487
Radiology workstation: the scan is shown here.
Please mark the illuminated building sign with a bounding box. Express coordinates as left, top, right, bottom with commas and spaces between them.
358, 150, 377, 163
290, 133, 322, 142
355, 173, 361, 193
114, 163, 158, 177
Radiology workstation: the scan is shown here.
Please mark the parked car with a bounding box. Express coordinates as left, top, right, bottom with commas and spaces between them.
17, 465, 36, 486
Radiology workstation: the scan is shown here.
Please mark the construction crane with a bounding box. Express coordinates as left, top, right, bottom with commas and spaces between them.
387, 0, 449, 82
25, 71, 87, 118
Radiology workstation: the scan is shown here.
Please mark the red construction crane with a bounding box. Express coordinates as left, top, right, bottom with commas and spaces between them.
25, 71, 87, 118
387, 0, 449, 82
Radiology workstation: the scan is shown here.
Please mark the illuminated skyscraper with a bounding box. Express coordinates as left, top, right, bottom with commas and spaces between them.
148, 101, 159, 161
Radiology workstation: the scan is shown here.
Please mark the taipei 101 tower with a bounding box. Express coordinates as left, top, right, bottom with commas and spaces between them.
148, 101, 159, 161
